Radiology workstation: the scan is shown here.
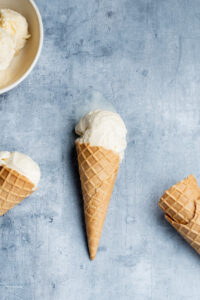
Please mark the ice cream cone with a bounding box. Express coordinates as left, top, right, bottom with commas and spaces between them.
159, 175, 200, 255
76, 142, 120, 260
165, 200, 200, 255
0, 165, 34, 216
159, 175, 199, 224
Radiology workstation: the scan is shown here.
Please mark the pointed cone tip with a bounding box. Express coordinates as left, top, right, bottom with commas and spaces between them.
90, 255, 96, 261
89, 248, 96, 260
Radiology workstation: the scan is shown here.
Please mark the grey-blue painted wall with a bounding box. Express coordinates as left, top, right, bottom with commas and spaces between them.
0, 0, 200, 299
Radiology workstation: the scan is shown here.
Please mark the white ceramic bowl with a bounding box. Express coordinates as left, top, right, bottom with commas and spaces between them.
0, 0, 43, 94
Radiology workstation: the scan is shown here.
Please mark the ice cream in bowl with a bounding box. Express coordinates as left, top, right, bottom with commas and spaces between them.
0, 0, 43, 94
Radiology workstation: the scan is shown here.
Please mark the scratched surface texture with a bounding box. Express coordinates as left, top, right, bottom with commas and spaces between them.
0, 0, 200, 299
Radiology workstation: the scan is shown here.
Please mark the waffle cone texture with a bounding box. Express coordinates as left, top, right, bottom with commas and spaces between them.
159, 175, 200, 254
0, 165, 34, 216
76, 142, 120, 260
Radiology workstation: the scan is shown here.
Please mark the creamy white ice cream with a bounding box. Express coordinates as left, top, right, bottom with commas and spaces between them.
0, 152, 40, 188
0, 28, 15, 70
75, 110, 127, 161
0, 9, 30, 52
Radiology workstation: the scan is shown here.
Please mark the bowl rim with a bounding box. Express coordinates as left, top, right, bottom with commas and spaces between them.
0, 0, 44, 95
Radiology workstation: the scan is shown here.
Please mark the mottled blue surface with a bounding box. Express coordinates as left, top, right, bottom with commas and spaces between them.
0, 0, 200, 299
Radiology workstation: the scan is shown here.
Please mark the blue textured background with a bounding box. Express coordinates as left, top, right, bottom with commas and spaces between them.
0, 0, 200, 299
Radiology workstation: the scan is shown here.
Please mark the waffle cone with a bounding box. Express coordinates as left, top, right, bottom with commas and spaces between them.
165, 201, 200, 254
76, 142, 120, 260
159, 175, 200, 255
0, 165, 34, 216
159, 175, 199, 224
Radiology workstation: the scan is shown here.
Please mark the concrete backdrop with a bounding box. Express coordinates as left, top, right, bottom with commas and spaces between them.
0, 0, 200, 299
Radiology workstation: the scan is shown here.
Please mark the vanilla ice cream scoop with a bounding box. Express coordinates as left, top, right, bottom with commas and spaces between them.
0, 152, 40, 188
0, 28, 15, 70
0, 9, 30, 52
75, 110, 127, 161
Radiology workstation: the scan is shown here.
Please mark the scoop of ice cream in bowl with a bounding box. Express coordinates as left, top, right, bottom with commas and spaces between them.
0, 0, 43, 94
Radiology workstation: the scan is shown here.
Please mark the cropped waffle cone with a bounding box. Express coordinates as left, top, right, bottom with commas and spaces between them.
159, 175, 200, 254
159, 175, 199, 224
0, 165, 34, 216
76, 142, 120, 260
